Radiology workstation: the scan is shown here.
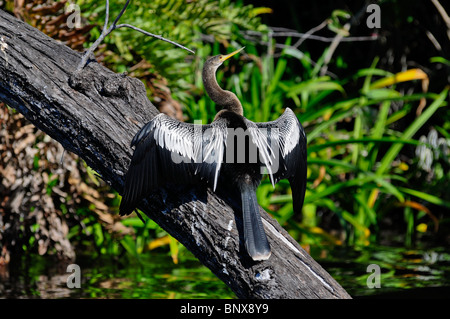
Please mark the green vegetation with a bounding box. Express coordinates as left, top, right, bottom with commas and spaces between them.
2, 0, 449, 298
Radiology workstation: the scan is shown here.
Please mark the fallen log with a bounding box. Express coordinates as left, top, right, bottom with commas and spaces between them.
0, 9, 351, 299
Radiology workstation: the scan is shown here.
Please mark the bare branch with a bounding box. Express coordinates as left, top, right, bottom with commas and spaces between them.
319, 3, 371, 76
292, 19, 329, 48
240, 29, 339, 78
115, 24, 195, 54
430, 0, 450, 41
103, 0, 110, 34
243, 29, 378, 44
111, 0, 131, 28
272, 31, 378, 43
241, 19, 378, 79
320, 22, 350, 76
76, 0, 194, 71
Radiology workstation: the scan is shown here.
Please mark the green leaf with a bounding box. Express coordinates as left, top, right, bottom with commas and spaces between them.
430, 56, 450, 66
365, 89, 402, 100
398, 187, 450, 209
376, 88, 448, 175
307, 159, 359, 171
282, 47, 305, 61
287, 78, 345, 98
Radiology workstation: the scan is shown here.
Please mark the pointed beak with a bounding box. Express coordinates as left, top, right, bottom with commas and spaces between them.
219, 47, 245, 62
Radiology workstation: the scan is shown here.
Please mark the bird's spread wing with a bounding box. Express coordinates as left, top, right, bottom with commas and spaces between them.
244, 108, 307, 215
120, 113, 227, 215
194, 119, 228, 190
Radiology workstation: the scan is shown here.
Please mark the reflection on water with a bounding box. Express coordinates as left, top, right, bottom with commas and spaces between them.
0, 253, 235, 299
1, 246, 449, 298
312, 246, 450, 298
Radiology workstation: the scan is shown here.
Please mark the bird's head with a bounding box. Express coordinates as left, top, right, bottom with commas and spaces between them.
204, 47, 245, 71
202, 47, 245, 114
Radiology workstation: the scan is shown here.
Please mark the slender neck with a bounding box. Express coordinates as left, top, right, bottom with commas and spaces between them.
203, 65, 243, 116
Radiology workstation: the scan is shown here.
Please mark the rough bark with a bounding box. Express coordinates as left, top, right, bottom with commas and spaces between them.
0, 9, 351, 299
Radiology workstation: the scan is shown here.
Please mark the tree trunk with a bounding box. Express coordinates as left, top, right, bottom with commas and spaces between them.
0, 9, 351, 299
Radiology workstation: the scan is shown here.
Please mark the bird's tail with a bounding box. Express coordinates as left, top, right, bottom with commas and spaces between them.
240, 182, 271, 261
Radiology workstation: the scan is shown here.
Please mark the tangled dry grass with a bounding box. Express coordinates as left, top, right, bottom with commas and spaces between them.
0, 105, 132, 265
1, 105, 76, 263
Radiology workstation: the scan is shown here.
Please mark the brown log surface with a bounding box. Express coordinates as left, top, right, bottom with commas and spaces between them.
0, 9, 351, 299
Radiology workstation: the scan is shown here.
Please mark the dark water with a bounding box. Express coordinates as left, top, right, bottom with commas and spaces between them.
313, 245, 450, 298
1, 245, 449, 299
0, 253, 234, 299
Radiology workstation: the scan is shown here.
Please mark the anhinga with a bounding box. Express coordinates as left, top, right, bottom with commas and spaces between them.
120, 48, 307, 261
